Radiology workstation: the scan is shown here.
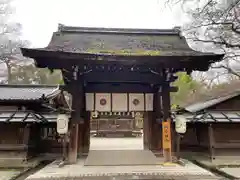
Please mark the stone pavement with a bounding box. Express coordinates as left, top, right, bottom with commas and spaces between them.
219, 167, 240, 179
84, 150, 159, 166
90, 137, 143, 150
0, 170, 22, 180
26, 158, 221, 180
26, 137, 222, 180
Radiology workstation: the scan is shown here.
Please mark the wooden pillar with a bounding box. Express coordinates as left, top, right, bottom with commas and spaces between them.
68, 122, 79, 163
76, 88, 85, 157
149, 112, 155, 150
143, 112, 150, 149
67, 66, 84, 164
82, 112, 90, 155
153, 90, 163, 152
77, 122, 84, 156
143, 112, 156, 150
29, 124, 41, 157
161, 70, 173, 162
76, 83, 90, 156
208, 124, 215, 161
23, 124, 30, 159
147, 87, 163, 154
23, 124, 30, 145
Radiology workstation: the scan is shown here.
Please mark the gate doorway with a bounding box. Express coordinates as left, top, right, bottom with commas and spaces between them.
21, 25, 224, 164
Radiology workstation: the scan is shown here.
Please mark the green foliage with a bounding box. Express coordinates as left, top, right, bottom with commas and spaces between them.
86, 49, 161, 56
59, 79, 65, 85
171, 72, 203, 108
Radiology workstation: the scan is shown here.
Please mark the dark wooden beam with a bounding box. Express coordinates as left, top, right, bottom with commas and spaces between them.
83, 71, 162, 83
64, 83, 179, 94
21, 48, 223, 70
85, 83, 155, 93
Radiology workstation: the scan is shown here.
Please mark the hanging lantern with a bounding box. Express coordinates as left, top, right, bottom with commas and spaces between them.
57, 114, 69, 135
175, 115, 187, 134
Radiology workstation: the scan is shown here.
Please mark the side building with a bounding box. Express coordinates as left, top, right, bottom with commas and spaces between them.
175, 89, 240, 163
0, 84, 70, 167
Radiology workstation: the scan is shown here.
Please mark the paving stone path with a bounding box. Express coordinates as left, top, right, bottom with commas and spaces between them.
0, 170, 22, 180
26, 137, 222, 180
26, 158, 221, 180
220, 167, 240, 179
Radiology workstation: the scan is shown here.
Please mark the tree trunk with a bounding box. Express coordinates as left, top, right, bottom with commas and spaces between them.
6, 62, 12, 84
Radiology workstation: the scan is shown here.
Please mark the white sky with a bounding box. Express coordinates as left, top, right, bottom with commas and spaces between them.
13, 0, 188, 48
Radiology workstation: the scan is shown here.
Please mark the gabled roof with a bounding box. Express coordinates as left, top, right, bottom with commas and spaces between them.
20, 24, 225, 74
0, 84, 60, 101
181, 90, 240, 113
184, 92, 240, 113
0, 111, 58, 123
22, 24, 220, 57
176, 111, 240, 123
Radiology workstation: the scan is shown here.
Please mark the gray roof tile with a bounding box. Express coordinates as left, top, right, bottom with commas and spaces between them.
0, 111, 58, 122
177, 111, 240, 123
182, 90, 240, 113
43, 25, 213, 56
0, 85, 60, 101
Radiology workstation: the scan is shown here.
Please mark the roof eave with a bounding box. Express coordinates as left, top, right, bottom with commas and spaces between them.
184, 92, 240, 113
21, 47, 224, 60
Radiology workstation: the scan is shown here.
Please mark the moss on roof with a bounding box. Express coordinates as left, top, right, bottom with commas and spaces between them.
86, 49, 162, 55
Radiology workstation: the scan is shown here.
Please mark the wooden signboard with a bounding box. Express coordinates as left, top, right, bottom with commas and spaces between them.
95, 93, 111, 112
112, 93, 128, 112
129, 93, 144, 111
162, 120, 171, 149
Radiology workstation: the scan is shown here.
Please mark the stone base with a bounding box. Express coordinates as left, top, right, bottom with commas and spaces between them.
26, 158, 218, 180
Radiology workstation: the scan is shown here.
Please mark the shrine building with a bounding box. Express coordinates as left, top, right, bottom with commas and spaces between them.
21, 24, 224, 163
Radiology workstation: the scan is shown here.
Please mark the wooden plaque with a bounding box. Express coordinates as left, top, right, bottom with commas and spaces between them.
129, 93, 144, 111
112, 93, 128, 112
145, 93, 153, 111
162, 120, 171, 149
85, 93, 94, 111
95, 93, 111, 112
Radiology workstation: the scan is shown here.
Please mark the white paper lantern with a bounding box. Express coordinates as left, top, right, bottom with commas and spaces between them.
175, 115, 187, 134
57, 114, 69, 135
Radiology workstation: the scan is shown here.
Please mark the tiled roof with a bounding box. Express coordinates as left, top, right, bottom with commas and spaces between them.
0, 85, 60, 101
179, 82, 240, 113
0, 111, 58, 122
23, 24, 222, 57
184, 92, 240, 113
177, 111, 240, 123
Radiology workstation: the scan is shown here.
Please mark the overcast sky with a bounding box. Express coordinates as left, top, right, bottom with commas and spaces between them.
13, 0, 188, 48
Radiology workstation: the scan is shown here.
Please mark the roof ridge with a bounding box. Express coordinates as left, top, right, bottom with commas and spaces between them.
57, 24, 181, 35
0, 84, 60, 88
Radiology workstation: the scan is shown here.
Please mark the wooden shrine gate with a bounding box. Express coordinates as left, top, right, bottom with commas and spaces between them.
21, 25, 223, 164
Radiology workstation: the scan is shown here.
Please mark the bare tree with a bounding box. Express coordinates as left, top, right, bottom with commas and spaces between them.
0, 0, 29, 83
167, 0, 240, 85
